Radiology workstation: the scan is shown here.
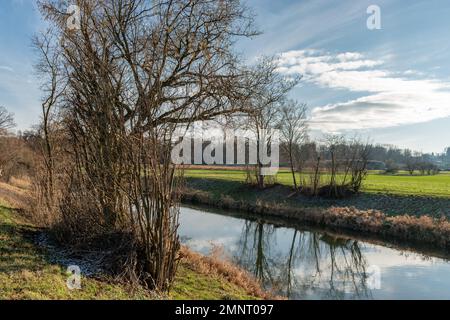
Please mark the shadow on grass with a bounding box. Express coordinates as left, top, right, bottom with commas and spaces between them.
0, 216, 48, 275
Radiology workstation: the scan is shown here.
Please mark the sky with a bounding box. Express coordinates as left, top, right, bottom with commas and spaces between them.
0, 0, 449, 153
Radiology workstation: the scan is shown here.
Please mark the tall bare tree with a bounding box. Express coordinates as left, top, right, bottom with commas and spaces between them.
37, 0, 263, 291
245, 57, 300, 188
33, 30, 66, 216
280, 100, 308, 190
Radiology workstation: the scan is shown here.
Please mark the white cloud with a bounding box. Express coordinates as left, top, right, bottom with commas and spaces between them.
336, 52, 363, 61
277, 50, 450, 131
403, 69, 424, 76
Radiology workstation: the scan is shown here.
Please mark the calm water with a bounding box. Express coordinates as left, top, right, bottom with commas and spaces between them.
179, 206, 450, 300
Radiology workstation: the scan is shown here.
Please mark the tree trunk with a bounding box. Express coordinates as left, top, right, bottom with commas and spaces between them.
289, 147, 298, 190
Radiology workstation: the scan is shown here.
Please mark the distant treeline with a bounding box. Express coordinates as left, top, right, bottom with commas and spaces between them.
171, 137, 449, 173
368, 144, 450, 172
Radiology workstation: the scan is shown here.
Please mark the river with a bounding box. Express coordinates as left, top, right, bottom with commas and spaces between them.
179, 205, 450, 300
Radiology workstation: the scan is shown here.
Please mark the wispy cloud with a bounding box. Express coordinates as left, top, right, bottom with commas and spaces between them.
0, 65, 14, 72
277, 50, 450, 131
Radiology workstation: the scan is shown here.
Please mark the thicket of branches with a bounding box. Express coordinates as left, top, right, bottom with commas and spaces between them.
0, 106, 15, 133
33, 0, 265, 291
0, 135, 36, 184
0, 107, 37, 183
278, 133, 372, 198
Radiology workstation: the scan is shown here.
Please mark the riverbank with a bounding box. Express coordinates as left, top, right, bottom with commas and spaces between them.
182, 178, 450, 252
0, 179, 267, 300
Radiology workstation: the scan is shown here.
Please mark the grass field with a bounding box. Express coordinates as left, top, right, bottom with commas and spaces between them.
185, 169, 450, 198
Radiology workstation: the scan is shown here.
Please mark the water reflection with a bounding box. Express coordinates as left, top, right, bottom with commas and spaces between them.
179, 206, 450, 300
236, 221, 372, 299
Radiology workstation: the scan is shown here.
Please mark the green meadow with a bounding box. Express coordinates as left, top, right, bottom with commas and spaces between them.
184, 169, 450, 198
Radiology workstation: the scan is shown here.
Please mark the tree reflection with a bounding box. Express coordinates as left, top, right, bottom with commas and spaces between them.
237, 220, 276, 284
234, 220, 373, 299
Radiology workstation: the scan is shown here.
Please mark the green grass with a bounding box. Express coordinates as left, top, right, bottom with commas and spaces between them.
0, 204, 257, 300
362, 173, 450, 197
0, 206, 151, 300
171, 266, 256, 300
185, 169, 450, 198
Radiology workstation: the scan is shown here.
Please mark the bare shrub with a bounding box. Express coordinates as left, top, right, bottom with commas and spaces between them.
0, 106, 15, 133
35, 0, 263, 292
289, 137, 372, 198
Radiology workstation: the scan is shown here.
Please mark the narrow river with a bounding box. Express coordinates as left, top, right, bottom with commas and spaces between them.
179, 206, 450, 300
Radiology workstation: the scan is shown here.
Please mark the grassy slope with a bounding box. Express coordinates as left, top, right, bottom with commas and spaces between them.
0, 200, 256, 300
185, 169, 450, 198
0, 204, 151, 300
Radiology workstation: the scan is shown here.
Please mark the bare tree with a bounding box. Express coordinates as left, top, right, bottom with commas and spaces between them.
279, 100, 308, 190
0, 106, 14, 133
245, 57, 300, 188
404, 149, 419, 175
0, 107, 16, 180
33, 30, 66, 217
347, 138, 372, 193
37, 0, 263, 291
324, 134, 345, 197
311, 151, 322, 196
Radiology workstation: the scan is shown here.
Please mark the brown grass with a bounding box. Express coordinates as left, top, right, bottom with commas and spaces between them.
0, 177, 33, 210
179, 246, 281, 300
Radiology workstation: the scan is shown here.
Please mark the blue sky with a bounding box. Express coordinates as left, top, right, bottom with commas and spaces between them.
1, 0, 450, 153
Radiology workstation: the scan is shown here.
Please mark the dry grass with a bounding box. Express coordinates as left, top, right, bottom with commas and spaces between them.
324, 207, 450, 249
178, 246, 280, 300
0, 177, 33, 210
